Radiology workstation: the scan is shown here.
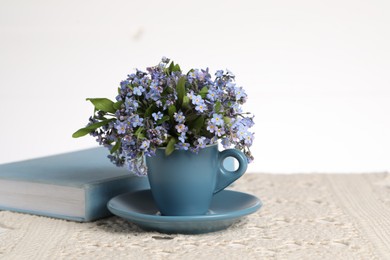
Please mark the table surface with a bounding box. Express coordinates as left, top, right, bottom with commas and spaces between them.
1, 173, 390, 259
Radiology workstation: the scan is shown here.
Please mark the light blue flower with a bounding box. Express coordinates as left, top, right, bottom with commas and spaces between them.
244, 132, 254, 146
192, 95, 204, 106
240, 117, 255, 128
152, 111, 163, 121
231, 103, 242, 114
195, 102, 207, 112
207, 89, 217, 101
187, 90, 195, 100
133, 86, 145, 96
234, 86, 246, 100
237, 126, 248, 140
174, 111, 185, 123
178, 132, 187, 143
211, 113, 224, 126
215, 70, 224, 78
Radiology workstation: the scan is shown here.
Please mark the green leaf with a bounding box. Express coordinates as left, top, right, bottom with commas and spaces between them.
193, 116, 205, 133
199, 86, 208, 98
214, 101, 222, 113
172, 64, 181, 72
168, 61, 175, 73
86, 98, 116, 113
157, 115, 170, 125
110, 140, 121, 154
187, 115, 204, 134
176, 76, 186, 105
135, 126, 143, 135
72, 128, 93, 138
145, 105, 156, 118
168, 105, 177, 118
186, 114, 199, 122
182, 96, 190, 109
88, 119, 114, 130
165, 137, 177, 156
135, 127, 145, 139
72, 119, 114, 138
113, 101, 123, 110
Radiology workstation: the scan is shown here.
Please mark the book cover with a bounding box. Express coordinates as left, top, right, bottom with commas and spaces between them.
0, 148, 150, 222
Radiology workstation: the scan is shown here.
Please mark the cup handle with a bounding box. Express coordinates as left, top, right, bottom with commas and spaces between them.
214, 149, 248, 194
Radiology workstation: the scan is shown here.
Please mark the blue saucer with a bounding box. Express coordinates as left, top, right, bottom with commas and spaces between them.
107, 189, 262, 234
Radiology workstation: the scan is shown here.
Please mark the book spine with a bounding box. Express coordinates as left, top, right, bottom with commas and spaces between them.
84, 175, 150, 221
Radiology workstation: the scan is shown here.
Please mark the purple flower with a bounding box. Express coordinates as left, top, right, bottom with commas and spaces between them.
216, 127, 225, 137
194, 69, 206, 81
131, 115, 143, 127
79, 57, 255, 177
207, 121, 217, 133
197, 137, 208, 149
175, 142, 190, 150
175, 123, 188, 133
115, 122, 127, 134
125, 97, 138, 111
221, 138, 231, 149
140, 140, 150, 150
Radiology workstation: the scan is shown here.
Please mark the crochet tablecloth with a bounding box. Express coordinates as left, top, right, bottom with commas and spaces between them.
1, 173, 390, 259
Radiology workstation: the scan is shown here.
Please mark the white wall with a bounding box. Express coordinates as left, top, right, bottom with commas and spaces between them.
1, 0, 389, 173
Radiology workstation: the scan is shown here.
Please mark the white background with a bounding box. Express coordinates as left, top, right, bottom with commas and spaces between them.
1, 0, 389, 173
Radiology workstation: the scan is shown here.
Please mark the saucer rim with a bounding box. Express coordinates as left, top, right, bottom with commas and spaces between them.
107, 189, 262, 223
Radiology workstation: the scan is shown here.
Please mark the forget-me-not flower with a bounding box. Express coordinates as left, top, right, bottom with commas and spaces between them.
152, 111, 163, 121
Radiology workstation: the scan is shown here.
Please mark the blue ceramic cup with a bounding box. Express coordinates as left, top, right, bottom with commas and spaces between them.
146, 144, 248, 216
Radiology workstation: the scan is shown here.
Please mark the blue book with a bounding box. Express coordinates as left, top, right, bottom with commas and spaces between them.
0, 148, 150, 222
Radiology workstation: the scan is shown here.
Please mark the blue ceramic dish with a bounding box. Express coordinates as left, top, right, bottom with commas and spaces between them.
107, 189, 262, 234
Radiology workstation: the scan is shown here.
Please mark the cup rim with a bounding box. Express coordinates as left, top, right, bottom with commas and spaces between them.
156, 142, 218, 150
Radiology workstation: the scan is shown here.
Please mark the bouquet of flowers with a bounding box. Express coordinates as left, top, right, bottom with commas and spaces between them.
73, 57, 254, 176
